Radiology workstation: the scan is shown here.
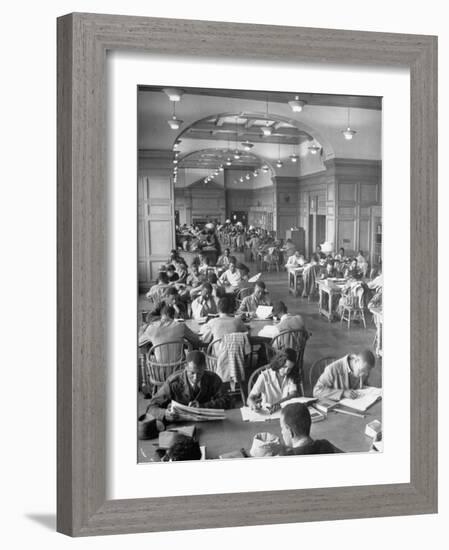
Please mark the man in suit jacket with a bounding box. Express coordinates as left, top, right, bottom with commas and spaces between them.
237, 281, 271, 315
146, 350, 230, 422
273, 301, 306, 332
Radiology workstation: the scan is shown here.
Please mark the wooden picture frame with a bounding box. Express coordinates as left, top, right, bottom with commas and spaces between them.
57, 13, 438, 536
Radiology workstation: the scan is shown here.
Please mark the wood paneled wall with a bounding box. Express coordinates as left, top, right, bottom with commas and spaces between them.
334, 159, 381, 256
175, 183, 226, 225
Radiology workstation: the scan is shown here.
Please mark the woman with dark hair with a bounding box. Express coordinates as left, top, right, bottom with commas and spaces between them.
247, 349, 299, 413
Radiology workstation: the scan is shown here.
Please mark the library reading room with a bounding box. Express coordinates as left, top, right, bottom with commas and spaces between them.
137, 85, 383, 463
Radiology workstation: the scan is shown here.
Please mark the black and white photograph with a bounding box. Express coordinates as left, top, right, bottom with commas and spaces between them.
136, 86, 383, 462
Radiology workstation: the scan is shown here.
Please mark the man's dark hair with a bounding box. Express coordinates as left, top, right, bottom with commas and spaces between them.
207, 272, 218, 284
225, 248, 230, 254
358, 349, 376, 368
166, 435, 202, 461
229, 256, 237, 265
167, 265, 175, 272
161, 304, 176, 319
282, 403, 312, 438
273, 300, 288, 316
217, 296, 232, 314
165, 286, 178, 296
186, 350, 206, 367
158, 272, 169, 284
201, 282, 213, 293
254, 280, 266, 291
339, 247, 345, 254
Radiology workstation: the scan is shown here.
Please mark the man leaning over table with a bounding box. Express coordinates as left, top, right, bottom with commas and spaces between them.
145, 350, 230, 422
312, 349, 376, 400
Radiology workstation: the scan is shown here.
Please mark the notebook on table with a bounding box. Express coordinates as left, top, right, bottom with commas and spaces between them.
338, 387, 382, 412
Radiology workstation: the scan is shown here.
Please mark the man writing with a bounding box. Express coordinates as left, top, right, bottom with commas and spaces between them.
237, 280, 271, 315
145, 351, 230, 422
191, 283, 218, 319
313, 349, 376, 400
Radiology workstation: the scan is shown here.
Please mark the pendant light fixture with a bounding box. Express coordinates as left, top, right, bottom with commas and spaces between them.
341, 107, 357, 140
288, 95, 306, 112
241, 140, 254, 151
289, 144, 299, 163
233, 116, 241, 159
276, 142, 283, 168
261, 99, 272, 137
261, 164, 270, 173
167, 102, 183, 130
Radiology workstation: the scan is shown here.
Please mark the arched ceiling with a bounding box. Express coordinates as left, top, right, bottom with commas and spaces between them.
138, 86, 381, 181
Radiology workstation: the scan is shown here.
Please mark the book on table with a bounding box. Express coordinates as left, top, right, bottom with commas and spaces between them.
338, 387, 382, 412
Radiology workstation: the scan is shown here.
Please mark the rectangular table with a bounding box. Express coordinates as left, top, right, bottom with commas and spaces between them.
287, 267, 304, 296
138, 401, 382, 462
316, 279, 347, 321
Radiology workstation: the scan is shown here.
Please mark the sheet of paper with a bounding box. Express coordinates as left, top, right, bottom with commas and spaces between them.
240, 406, 281, 422
257, 324, 279, 338
255, 305, 273, 319
338, 387, 382, 412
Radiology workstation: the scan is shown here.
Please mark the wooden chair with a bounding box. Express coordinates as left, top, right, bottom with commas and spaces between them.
269, 329, 310, 396
308, 356, 337, 395
205, 338, 222, 373
339, 293, 367, 329
205, 336, 247, 404
145, 339, 192, 396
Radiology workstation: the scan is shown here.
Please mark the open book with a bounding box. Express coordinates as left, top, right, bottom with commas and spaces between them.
338, 387, 382, 412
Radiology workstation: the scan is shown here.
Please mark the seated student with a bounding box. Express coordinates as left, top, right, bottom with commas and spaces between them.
166, 265, 179, 284
139, 304, 199, 349
356, 250, 369, 277
191, 283, 218, 319
333, 259, 345, 278
315, 244, 326, 259
218, 259, 242, 287
283, 238, 296, 258
334, 247, 346, 262
146, 272, 170, 303
320, 260, 337, 279
197, 253, 210, 274
302, 254, 320, 298
186, 264, 205, 289
167, 248, 180, 265
145, 350, 230, 422
236, 261, 250, 282
200, 296, 247, 344
313, 349, 376, 400
173, 258, 188, 284
148, 286, 188, 320
274, 403, 341, 455
164, 434, 202, 461
344, 258, 362, 280
216, 248, 232, 272
207, 272, 225, 299
272, 301, 306, 332
247, 349, 299, 412
285, 251, 305, 269
237, 281, 271, 315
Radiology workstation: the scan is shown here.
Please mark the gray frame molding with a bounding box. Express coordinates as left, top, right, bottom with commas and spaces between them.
57, 13, 438, 536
